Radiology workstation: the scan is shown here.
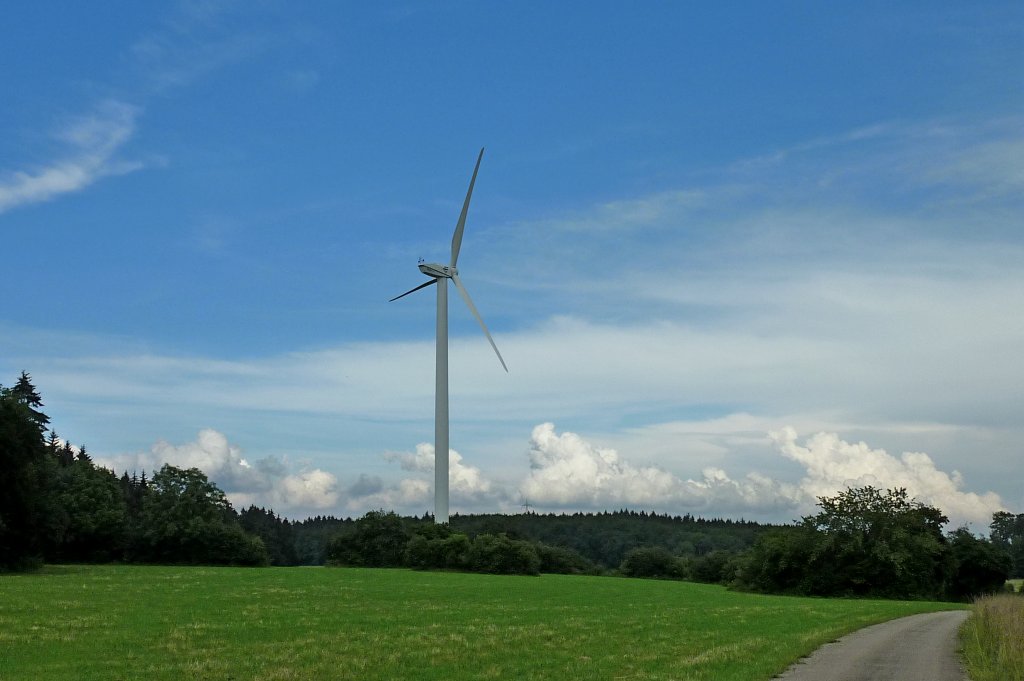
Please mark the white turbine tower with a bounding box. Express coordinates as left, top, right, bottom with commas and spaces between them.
390, 148, 507, 524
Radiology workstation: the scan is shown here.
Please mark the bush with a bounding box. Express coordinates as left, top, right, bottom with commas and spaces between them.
620, 546, 687, 580
466, 533, 541, 575
326, 510, 410, 567
535, 543, 597, 575
207, 523, 270, 566
406, 532, 471, 570
690, 550, 739, 584
735, 525, 817, 594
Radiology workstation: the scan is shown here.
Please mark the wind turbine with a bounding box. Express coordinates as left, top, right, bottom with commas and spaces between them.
390, 147, 507, 524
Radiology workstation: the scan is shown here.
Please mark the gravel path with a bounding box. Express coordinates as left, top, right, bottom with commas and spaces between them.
773, 610, 970, 681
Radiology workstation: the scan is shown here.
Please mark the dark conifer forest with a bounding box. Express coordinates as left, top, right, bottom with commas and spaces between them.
2, 372, 1020, 601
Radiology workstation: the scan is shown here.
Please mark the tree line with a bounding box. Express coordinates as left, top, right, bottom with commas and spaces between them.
0, 373, 359, 569
0, 372, 774, 572
1, 373, 266, 568
317, 490, 1017, 601
3, 372, 1022, 601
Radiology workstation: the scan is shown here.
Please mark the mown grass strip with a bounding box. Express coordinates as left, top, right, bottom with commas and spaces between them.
1, 565, 962, 681
961, 593, 1024, 681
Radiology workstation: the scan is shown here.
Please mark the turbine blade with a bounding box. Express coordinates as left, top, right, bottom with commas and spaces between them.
451, 273, 508, 372
389, 278, 437, 302
450, 147, 484, 268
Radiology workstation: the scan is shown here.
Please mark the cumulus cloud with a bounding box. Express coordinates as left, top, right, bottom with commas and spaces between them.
90, 422, 1006, 526
770, 427, 1003, 526
342, 444, 504, 515
95, 429, 339, 514
520, 423, 796, 514
0, 100, 143, 214
343, 475, 431, 514
385, 443, 494, 498
519, 423, 1004, 527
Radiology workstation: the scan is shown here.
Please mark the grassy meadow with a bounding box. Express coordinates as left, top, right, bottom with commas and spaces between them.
1, 565, 963, 681
961, 593, 1024, 681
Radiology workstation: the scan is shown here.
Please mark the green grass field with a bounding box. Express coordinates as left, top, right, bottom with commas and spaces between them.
0, 565, 963, 681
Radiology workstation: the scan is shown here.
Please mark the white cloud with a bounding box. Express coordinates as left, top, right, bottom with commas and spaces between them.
0, 101, 142, 214
385, 443, 494, 498
90, 421, 1007, 526
343, 476, 431, 514
272, 469, 340, 510
95, 429, 339, 515
518, 423, 1004, 528
344, 443, 505, 516
520, 423, 796, 514
770, 427, 1003, 527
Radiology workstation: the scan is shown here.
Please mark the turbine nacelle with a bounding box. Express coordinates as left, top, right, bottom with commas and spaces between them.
419, 262, 455, 278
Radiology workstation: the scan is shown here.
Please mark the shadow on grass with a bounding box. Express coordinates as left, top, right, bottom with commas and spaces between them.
1, 564, 89, 578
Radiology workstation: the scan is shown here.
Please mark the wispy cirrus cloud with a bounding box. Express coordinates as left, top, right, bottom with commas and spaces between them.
131, 29, 277, 94
0, 3, 294, 217
126, 0, 293, 95
0, 101, 142, 214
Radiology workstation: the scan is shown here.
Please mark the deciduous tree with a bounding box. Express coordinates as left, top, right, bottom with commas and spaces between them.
739, 486, 953, 599
946, 527, 1011, 600
134, 465, 268, 566
990, 511, 1024, 579
52, 459, 129, 562
326, 510, 410, 567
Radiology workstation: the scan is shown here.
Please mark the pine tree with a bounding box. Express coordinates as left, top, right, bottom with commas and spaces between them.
12, 371, 50, 430
0, 374, 57, 570
58, 442, 75, 468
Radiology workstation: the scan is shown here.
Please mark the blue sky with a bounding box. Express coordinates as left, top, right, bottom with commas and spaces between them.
2, 1, 1022, 526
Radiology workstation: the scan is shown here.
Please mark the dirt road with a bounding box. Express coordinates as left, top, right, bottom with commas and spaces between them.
774, 610, 970, 681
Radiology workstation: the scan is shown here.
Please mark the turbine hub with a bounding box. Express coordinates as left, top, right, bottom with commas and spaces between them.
419, 262, 455, 278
